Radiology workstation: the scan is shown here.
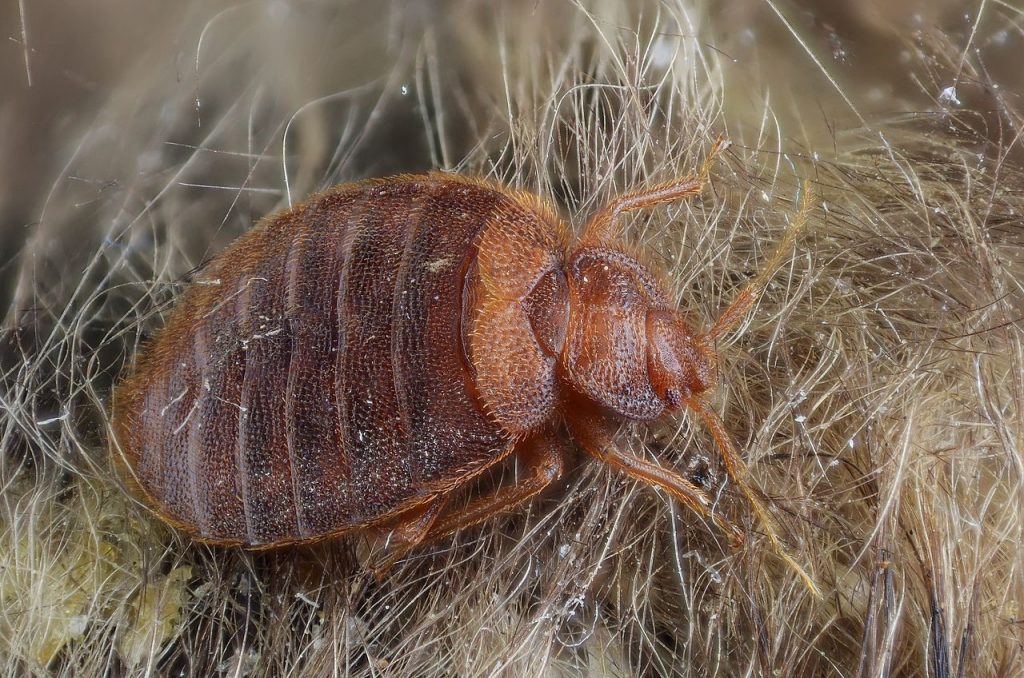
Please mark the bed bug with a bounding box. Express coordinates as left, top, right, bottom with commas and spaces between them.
110, 139, 816, 590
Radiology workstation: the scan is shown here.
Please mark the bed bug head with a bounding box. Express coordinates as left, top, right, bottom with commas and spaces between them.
561, 167, 822, 597
559, 139, 734, 421
564, 157, 813, 423
645, 309, 716, 410
561, 247, 716, 420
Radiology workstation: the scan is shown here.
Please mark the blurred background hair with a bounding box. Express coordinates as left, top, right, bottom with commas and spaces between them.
1, 0, 1022, 675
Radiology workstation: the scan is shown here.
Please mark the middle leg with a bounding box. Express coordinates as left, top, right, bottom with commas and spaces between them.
424, 429, 568, 547
376, 429, 569, 570
369, 495, 450, 576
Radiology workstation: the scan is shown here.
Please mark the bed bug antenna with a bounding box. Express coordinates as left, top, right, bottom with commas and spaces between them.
582, 136, 732, 245
708, 181, 815, 342
688, 397, 821, 598
692, 180, 820, 597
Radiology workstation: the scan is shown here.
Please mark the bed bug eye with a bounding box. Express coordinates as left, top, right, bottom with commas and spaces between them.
665, 387, 683, 408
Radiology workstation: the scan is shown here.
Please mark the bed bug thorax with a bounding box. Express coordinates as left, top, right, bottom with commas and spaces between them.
110, 138, 818, 594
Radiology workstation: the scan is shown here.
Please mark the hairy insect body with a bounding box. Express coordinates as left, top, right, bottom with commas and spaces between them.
114, 176, 567, 545
112, 148, 817, 592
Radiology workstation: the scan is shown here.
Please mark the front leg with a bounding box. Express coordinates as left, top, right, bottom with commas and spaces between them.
568, 404, 820, 596
566, 407, 745, 546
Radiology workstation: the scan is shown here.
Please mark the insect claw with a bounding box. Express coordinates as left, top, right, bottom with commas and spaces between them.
368, 549, 404, 582
726, 523, 746, 549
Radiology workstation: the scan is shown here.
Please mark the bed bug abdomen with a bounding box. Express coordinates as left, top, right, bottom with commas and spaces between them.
112, 175, 565, 547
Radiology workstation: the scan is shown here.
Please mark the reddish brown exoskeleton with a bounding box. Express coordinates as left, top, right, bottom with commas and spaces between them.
111, 140, 816, 590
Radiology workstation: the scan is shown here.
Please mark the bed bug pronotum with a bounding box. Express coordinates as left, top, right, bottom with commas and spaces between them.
111, 139, 817, 592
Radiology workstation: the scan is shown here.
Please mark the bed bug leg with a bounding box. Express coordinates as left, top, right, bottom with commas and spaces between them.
373, 431, 567, 574
570, 403, 820, 597
423, 432, 567, 542
687, 397, 821, 598
583, 136, 730, 245
568, 409, 746, 547
370, 496, 450, 578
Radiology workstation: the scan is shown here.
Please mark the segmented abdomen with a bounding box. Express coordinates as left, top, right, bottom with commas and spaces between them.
113, 177, 519, 545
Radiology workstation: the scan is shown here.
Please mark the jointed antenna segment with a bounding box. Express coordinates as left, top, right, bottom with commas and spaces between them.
583, 137, 731, 244
689, 397, 821, 598
709, 181, 814, 341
